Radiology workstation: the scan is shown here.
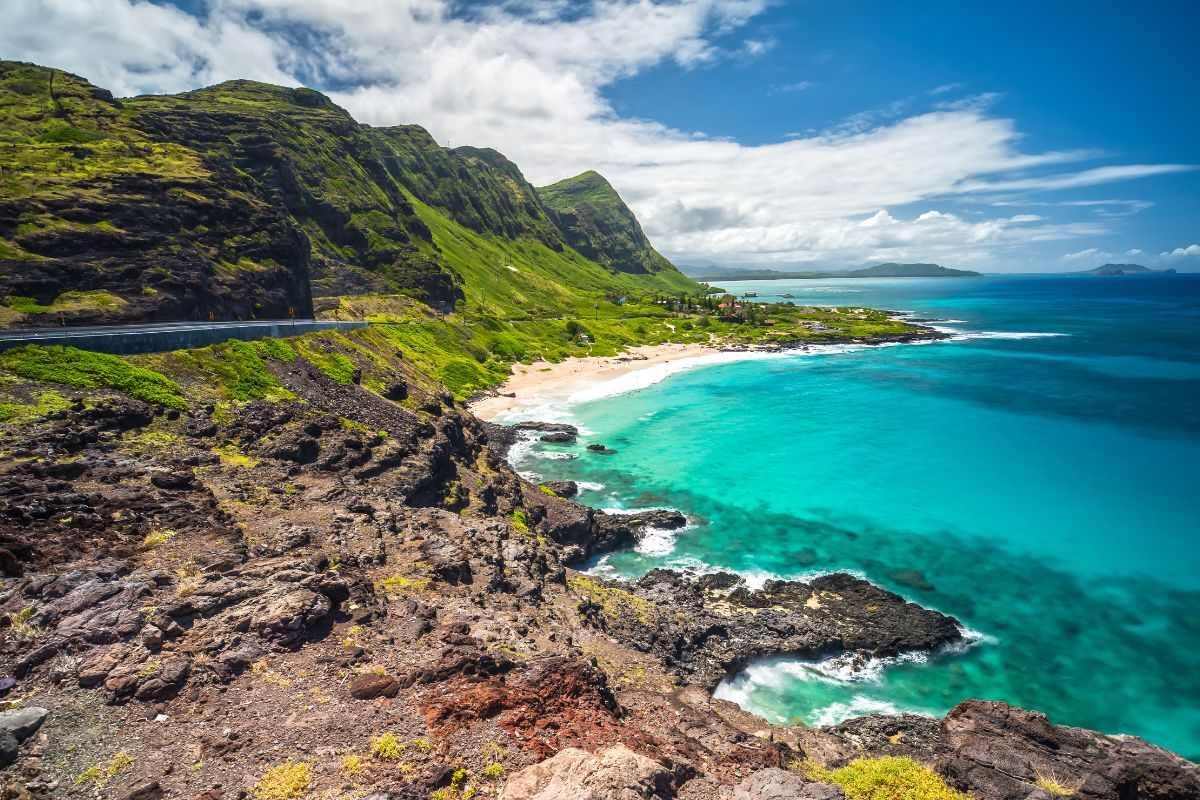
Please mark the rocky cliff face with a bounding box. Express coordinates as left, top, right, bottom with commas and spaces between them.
0, 63, 315, 326
1, 62, 697, 328
537, 171, 677, 278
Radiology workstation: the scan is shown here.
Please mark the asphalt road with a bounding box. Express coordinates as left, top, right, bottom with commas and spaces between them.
0, 319, 367, 354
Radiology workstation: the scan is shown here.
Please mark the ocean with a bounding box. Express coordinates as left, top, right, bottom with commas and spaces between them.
502, 273, 1200, 760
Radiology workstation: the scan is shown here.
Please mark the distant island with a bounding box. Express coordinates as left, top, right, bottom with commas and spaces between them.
690, 262, 981, 281
1070, 263, 1178, 276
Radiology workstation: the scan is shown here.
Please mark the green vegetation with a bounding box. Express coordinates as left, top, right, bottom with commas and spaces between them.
1035, 770, 1078, 797
75, 752, 135, 787
212, 444, 259, 469
143, 528, 178, 547
797, 757, 970, 800
0, 389, 69, 424
253, 762, 312, 800
6, 605, 41, 639
370, 732, 405, 761
0, 345, 186, 408
509, 508, 531, 533
1, 290, 127, 318
567, 574, 655, 625
537, 170, 688, 283
377, 574, 432, 596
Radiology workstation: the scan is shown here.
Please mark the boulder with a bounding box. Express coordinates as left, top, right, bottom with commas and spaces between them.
500, 744, 673, 800
730, 769, 844, 800
0, 706, 48, 742
350, 672, 400, 700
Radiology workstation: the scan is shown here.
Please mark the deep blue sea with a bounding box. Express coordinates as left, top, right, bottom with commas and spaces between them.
505, 274, 1200, 760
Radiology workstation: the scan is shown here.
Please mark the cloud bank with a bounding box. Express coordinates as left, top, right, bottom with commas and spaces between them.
3, 0, 1192, 270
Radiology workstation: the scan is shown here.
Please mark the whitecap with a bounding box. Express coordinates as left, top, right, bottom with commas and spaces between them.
534, 451, 577, 461
808, 696, 909, 727
575, 481, 605, 493
635, 527, 679, 556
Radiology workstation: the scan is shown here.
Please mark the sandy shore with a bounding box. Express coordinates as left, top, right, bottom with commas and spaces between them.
469, 342, 729, 421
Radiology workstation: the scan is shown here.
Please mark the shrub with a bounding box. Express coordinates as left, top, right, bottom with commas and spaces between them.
1035, 770, 1079, 797
253, 762, 312, 800
798, 756, 969, 800
370, 732, 404, 761
377, 575, 432, 596
143, 528, 177, 547
0, 346, 186, 408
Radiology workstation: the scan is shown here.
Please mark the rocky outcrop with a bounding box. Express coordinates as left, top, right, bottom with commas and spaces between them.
570, 569, 963, 689
939, 700, 1200, 800
729, 769, 844, 800
500, 744, 675, 800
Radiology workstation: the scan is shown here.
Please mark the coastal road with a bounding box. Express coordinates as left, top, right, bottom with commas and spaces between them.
0, 319, 368, 355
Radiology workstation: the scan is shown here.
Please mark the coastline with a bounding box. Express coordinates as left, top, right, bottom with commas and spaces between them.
469, 341, 736, 421
469, 328, 946, 422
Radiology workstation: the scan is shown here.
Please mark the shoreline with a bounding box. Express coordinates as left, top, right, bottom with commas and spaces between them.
469, 328, 947, 422
469, 341, 724, 421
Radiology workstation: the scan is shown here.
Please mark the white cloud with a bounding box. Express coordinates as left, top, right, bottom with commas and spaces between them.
930, 82, 963, 95
3, 0, 1193, 270
1161, 244, 1200, 258
771, 80, 813, 93
1126, 248, 1143, 256
1062, 247, 1112, 262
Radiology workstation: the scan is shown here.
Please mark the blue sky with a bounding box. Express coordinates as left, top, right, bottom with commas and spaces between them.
5, 0, 1197, 272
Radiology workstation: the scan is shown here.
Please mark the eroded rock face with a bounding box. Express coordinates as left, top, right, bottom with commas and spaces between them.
938, 700, 1200, 800
500, 744, 674, 800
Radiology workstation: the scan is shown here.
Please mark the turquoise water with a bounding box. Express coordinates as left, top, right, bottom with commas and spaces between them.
508, 274, 1200, 760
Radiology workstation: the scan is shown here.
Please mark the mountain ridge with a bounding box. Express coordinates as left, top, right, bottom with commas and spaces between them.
689, 262, 982, 281
1071, 263, 1177, 276
0, 61, 697, 328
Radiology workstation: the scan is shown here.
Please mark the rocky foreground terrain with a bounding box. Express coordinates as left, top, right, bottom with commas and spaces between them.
1, 352, 1197, 800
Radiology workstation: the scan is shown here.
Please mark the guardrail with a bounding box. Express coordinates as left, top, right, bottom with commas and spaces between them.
0, 320, 368, 355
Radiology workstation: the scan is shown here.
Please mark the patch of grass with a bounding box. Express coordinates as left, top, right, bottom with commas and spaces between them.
370, 732, 404, 761
143, 528, 178, 547
0, 389, 69, 424
1035, 770, 1079, 797
341, 754, 364, 775
171, 340, 294, 401
253, 762, 312, 800
6, 605, 41, 639
537, 484, 560, 498
0, 346, 187, 408
509, 508, 530, 534
796, 756, 970, 800
295, 340, 357, 383
251, 659, 294, 688
75, 752, 134, 787
377, 574, 432, 596
567, 574, 655, 625
213, 443, 259, 469
481, 762, 505, 780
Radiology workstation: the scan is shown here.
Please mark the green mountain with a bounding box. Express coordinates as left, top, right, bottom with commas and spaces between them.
537, 171, 690, 288
692, 263, 980, 281
847, 262, 980, 278
0, 61, 698, 328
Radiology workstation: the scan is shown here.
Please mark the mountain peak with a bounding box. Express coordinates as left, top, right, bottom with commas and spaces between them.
536, 171, 676, 277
